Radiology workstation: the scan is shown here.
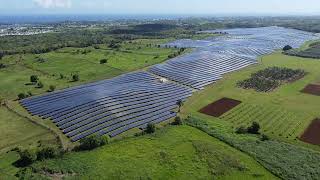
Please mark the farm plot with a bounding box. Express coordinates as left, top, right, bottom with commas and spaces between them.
300, 119, 320, 145
199, 98, 241, 117
20, 72, 192, 141
220, 103, 313, 139
301, 84, 320, 96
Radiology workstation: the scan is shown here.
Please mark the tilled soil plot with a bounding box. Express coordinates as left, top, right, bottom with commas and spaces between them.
300, 119, 320, 145
301, 84, 320, 96
199, 98, 241, 117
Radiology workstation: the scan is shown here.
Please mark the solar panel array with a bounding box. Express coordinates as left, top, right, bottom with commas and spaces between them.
20, 72, 192, 141
151, 26, 317, 89
20, 27, 318, 140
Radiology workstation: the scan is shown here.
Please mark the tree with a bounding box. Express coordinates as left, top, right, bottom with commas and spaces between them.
37, 81, 44, 88
37, 146, 59, 160
145, 123, 156, 134
78, 135, 108, 151
49, 85, 56, 92
100, 59, 108, 64
247, 122, 260, 134
0, 63, 6, 69
283, 45, 293, 51
30, 75, 39, 84
176, 99, 184, 113
18, 149, 37, 166
260, 134, 270, 141
172, 116, 183, 125
18, 93, 27, 100
235, 126, 247, 134
72, 74, 79, 82
0, 51, 4, 60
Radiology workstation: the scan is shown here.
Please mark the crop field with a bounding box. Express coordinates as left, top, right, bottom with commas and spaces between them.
181, 52, 320, 144
220, 103, 313, 139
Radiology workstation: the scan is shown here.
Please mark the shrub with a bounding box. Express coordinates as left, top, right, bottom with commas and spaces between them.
78, 135, 109, 151
145, 123, 156, 134
0, 63, 6, 69
30, 75, 39, 84
247, 122, 260, 134
59, 73, 65, 79
18, 149, 37, 166
100, 59, 108, 64
72, 74, 79, 82
172, 116, 183, 125
37, 81, 44, 88
18, 93, 27, 100
283, 45, 293, 51
37, 146, 60, 160
49, 85, 56, 92
235, 126, 247, 134
260, 134, 270, 141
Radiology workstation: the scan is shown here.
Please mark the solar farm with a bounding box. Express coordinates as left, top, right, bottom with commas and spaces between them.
20, 26, 318, 141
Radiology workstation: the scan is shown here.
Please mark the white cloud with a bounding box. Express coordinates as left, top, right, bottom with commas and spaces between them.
33, 0, 72, 8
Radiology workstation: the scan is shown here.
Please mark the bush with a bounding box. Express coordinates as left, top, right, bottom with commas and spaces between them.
260, 134, 270, 141
283, 45, 293, 51
18, 93, 27, 100
235, 126, 247, 134
0, 63, 6, 69
172, 116, 183, 125
37, 81, 44, 88
78, 135, 109, 151
18, 149, 37, 166
59, 73, 65, 79
145, 123, 156, 134
100, 59, 108, 64
247, 122, 260, 134
72, 74, 79, 82
49, 85, 56, 92
30, 75, 39, 84
37, 146, 60, 160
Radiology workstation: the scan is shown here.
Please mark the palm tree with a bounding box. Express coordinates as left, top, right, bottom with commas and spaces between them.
177, 99, 184, 113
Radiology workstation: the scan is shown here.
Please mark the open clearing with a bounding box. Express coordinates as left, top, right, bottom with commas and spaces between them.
199, 97, 241, 117
300, 119, 320, 145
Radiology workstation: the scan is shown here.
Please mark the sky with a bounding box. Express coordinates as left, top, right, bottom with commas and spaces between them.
1, 0, 320, 15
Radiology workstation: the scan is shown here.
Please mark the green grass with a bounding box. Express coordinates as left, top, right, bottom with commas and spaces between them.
16, 126, 276, 179
186, 117, 320, 180
181, 52, 320, 142
0, 39, 177, 100
0, 106, 58, 154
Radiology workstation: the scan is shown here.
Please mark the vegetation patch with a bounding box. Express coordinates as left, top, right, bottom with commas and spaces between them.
186, 117, 320, 180
285, 41, 320, 59
301, 84, 320, 96
237, 67, 306, 92
199, 98, 241, 117
300, 119, 320, 145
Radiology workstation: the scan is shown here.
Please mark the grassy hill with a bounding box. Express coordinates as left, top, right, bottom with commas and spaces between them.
13, 126, 276, 179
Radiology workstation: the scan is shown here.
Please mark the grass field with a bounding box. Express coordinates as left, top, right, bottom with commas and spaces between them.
181, 52, 320, 142
15, 126, 276, 179
0, 106, 58, 154
0, 39, 178, 100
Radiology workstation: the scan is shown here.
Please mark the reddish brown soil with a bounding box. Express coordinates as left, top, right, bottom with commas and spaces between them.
300, 119, 320, 145
301, 84, 320, 96
199, 98, 241, 117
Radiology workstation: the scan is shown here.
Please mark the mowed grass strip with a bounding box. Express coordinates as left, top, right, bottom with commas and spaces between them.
19, 126, 276, 179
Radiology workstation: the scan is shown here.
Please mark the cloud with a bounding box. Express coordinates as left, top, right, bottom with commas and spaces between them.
33, 0, 72, 8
